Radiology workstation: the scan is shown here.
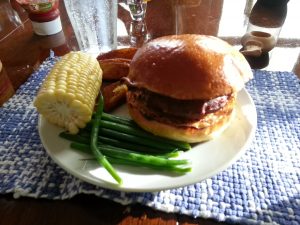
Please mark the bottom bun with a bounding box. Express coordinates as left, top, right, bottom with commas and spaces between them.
127, 104, 235, 143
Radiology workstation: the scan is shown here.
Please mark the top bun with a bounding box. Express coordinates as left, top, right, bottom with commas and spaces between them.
128, 34, 252, 100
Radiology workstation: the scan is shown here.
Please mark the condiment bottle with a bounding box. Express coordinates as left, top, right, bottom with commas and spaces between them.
241, 0, 288, 56
14, 0, 62, 36
0, 60, 15, 106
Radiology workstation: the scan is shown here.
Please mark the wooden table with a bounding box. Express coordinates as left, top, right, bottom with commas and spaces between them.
0, 0, 299, 224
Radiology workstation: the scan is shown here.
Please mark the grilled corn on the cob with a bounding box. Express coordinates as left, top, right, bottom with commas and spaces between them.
34, 51, 102, 134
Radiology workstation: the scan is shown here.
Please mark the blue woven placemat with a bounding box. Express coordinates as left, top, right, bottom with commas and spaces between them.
0, 55, 299, 225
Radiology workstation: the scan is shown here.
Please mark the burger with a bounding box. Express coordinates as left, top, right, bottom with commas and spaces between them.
123, 34, 252, 143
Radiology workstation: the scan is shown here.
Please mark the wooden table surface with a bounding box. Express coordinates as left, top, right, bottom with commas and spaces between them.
0, 0, 299, 224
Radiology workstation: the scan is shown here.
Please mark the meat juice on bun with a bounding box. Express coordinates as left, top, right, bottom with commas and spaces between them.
124, 34, 253, 143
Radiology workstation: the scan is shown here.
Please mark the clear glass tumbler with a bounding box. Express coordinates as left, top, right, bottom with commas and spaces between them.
127, 0, 147, 21
129, 20, 150, 47
64, 0, 118, 55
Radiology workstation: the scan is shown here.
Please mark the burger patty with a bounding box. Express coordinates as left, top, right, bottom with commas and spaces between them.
127, 87, 233, 127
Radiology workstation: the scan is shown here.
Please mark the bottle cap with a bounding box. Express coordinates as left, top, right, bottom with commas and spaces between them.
240, 40, 263, 57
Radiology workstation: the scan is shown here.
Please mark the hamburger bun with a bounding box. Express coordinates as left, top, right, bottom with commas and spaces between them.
125, 34, 252, 143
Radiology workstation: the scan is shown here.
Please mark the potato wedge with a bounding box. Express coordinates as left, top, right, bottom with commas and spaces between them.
97, 47, 138, 60
102, 81, 128, 112
99, 58, 130, 81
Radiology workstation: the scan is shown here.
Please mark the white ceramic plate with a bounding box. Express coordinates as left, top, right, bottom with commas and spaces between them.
38, 89, 257, 192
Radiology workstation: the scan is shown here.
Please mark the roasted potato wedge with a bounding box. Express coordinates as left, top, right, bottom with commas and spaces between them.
97, 47, 138, 60
99, 58, 130, 81
102, 81, 128, 112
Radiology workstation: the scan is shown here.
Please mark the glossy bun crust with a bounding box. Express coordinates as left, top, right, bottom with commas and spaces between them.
128, 34, 252, 100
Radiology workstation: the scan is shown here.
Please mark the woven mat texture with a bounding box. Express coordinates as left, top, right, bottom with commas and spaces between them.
0, 56, 299, 225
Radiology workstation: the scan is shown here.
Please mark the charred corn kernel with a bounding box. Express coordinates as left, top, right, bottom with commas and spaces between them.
34, 51, 102, 134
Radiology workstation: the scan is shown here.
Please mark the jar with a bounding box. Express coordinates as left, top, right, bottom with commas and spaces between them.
15, 0, 62, 36
0, 61, 15, 106
241, 0, 288, 56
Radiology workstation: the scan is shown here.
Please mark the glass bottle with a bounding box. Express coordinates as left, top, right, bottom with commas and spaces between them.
13, 0, 62, 36
241, 0, 288, 57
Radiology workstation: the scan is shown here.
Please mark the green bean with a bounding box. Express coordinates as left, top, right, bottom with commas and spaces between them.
89, 115, 133, 129
78, 156, 191, 174
70, 142, 191, 172
98, 120, 191, 150
107, 158, 192, 173
59, 132, 89, 144
93, 112, 137, 126
90, 93, 122, 185
102, 113, 136, 127
97, 135, 179, 156
60, 131, 179, 158
90, 113, 191, 150
99, 128, 177, 151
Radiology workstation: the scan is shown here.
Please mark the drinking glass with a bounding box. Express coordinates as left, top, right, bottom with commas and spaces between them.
64, 0, 118, 55
0, 0, 22, 40
129, 20, 150, 47
127, 0, 147, 21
